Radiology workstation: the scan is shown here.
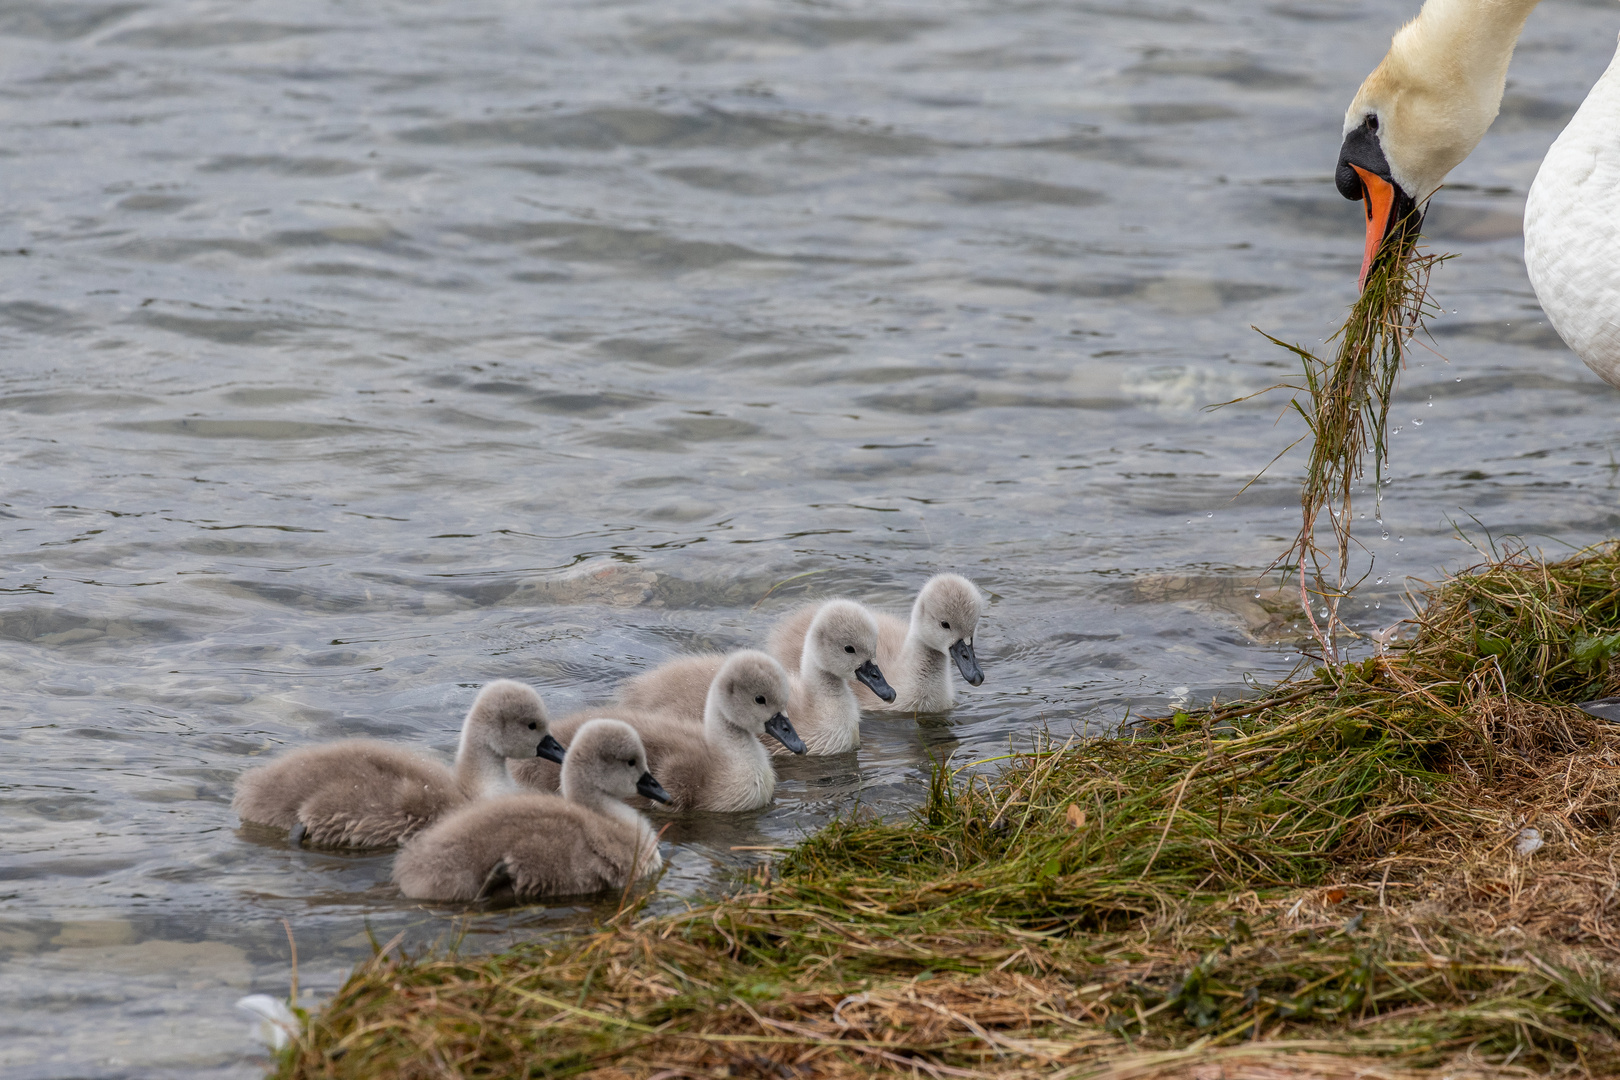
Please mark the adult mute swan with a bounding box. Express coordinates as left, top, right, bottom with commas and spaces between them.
1339, 0, 1620, 386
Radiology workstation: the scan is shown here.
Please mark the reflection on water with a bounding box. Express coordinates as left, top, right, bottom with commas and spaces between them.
3, 0, 1619, 1075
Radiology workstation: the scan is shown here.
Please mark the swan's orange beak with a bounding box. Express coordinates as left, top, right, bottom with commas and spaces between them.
1353, 164, 1396, 290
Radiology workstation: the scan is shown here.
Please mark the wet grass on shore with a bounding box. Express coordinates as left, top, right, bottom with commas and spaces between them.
275, 544, 1620, 1080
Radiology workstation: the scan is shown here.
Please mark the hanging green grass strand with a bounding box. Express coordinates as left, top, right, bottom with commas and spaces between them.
1255, 208, 1449, 660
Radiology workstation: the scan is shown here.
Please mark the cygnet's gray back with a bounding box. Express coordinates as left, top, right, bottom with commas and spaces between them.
232, 679, 557, 849
232, 740, 462, 849
391, 793, 656, 900
394, 720, 661, 901
766, 603, 819, 674
613, 652, 725, 718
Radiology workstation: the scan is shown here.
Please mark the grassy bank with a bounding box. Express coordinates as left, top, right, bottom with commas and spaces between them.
276, 545, 1620, 1080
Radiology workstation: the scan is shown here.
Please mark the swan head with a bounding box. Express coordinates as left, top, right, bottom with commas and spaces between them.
1338, 0, 1533, 287
710, 650, 804, 754
806, 600, 895, 702
561, 718, 670, 804
463, 679, 566, 764
911, 573, 985, 686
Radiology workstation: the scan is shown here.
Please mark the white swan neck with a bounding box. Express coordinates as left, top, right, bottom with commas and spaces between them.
1354, 0, 1541, 201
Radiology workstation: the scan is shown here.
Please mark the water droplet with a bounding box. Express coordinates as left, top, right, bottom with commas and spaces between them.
1398, 535, 1404, 542
1412, 419, 1422, 427
1382, 531, 1390, 540
1207, 512, 1213, 518
1456, 377, 1462, 382
1375, 577, 1383, 585
1374, 601, 1381, 609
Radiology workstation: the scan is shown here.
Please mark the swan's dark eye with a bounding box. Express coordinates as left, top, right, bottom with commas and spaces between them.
941, 621, 950, 630
527, 722, 537, 730
627, 759, 635, 767
755, 694, 766, 704
844, 645, 855, 653
1365, 113, 1378, 133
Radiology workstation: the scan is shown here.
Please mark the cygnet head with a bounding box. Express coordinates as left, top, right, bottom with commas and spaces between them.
561, 718, 670, 804
806, 600, 895, 702
463, 680, 566, 763
911, 574, 985, 686
711, 650, 804, 754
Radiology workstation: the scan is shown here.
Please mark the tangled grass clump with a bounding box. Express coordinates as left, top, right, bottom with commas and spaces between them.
1244, 212, 1449, 658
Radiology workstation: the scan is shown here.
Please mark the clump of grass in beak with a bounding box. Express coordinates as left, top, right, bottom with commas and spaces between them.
1251, 206, 1448, 663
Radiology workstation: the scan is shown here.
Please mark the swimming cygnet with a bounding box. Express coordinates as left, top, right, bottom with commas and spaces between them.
232, 680, 565, 849
511, 649, 804, 812
771, 573, 985, 713
613, 602, 895, 755
393, 718, 669, 902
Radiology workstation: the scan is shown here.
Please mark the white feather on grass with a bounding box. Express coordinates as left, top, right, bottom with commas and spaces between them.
237, 994, 299, 1050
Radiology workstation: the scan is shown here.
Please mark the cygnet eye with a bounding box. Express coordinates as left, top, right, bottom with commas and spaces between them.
527, 722, 537, 730
754, 694, 766, 705
941, 621, 950, 630
626, 758, 635, 768
844, 645, 856, 654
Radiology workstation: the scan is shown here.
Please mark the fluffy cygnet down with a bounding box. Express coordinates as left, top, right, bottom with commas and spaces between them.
393, 718, 669, 902
614, 601, 894, 756
771, 574, 984, 713
511, 649, 803, 812
233, 680, 564, 849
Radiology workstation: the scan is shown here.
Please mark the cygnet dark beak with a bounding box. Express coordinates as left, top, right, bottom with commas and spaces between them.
535, 734, 567, 764
636, 771, 672, 804
764, 712, 806, 754
1577, 697, 1620, 722
853, 659, 897, 702
950, 638, 984, 686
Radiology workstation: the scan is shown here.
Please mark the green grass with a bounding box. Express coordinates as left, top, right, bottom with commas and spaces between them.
1249, 217, 1449, 655
273, 544, 1620, 1080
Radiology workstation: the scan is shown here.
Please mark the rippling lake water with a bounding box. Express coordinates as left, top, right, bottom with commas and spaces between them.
4, 0, 1619, 1075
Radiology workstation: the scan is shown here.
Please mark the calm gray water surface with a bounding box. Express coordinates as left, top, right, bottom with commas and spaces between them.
4, 0, 1619, 1075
